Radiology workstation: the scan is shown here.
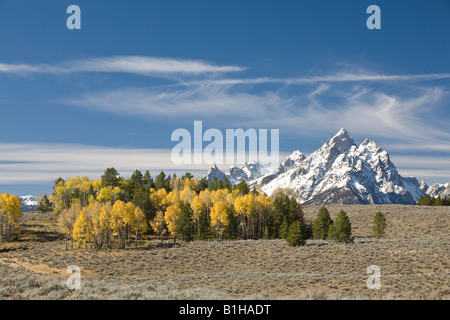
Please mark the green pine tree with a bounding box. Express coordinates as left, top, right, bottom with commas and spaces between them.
417, 194, 424, 205
143, 170, 155, 189
208, 177, 220, 191
197, 177, 209, 193
233, 180, 250, 195
279, 218, 290, 239
37, 194, 53, 213
196, 209, 211, 240
372, 212, 387, 238
312, 206, 332, 240
175, 202, 194, 242
286, 221, 306, 247
271, 193, 297, 238
224, 207, 239, 240
328, 210, 352, 243
101, 168, 120, 188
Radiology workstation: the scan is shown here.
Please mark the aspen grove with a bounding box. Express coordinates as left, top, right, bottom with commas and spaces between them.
51, 168, 309, 249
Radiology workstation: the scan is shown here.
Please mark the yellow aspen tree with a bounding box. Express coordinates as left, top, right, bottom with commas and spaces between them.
256, 194, 272, 238
150, 188, 168, 211
91, 179, 102, 193
58, 202, 82, 250
73, 211, 91, 248
123, 202, 136, 246
165, 190, 181, 207
97, 186, 120, 203
234, 194, 257, 238
50, 180, 71, 214
180, 184, 196, 204
0, 193, 6, 243
81, 201, 105, 249
150, 210, 167, 240
66, 176, 91, 206
191, 195, 206, 236
198, 189, 213, 227
226, 189, 240, 207
211, 189, 229, 204
210, 201, 230, 239
164, 203, 181, 236
110, 200, 127, 249
0, 193, 22, 243
132, 207, 148, 245
6, 194, 22, 238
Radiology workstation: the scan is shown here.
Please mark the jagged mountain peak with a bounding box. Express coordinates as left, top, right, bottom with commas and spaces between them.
20, 195, 38, 212
202, 130, 445, 205
204, 161, 272, 186
257, 130, 426, 205
287, 150, 306, 161
426, 183, 450, 198
331, 128, 354, 145
318, 128, 356, 158
419, 180, 429, 191
335, 127, 351, 138
359, 138, 384, 154
204, 164, 226, 184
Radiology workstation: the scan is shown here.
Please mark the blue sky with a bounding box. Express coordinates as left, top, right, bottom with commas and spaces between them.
0, 0, 449, 196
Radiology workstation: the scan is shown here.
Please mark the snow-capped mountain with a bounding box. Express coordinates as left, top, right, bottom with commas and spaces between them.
205, 161, 272, 185
203, 129, 445, 205
259, 128, 424, 204
20, 195, 38, 212
204, 164, 227, 185
225, 161, 272, 185
425, 183, 450, 198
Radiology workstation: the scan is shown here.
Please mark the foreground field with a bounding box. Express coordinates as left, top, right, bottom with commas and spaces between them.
0, 205, 448, 300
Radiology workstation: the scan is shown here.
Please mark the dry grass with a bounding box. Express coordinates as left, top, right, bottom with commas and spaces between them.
0, 205, 448, 300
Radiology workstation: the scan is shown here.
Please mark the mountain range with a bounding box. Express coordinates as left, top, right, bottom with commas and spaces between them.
20, 195, 38, 212
204, 128, 449, 205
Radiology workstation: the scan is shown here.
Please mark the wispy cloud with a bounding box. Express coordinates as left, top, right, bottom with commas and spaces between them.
2, 56, 450, 83
0, 141, 289, 184
390, 155, 450, 183
65, 84, 296, 121
1, 57, 449, 184
180, 72, 450, 86
0, 56, 245, 76
0, 142, 175, 184
65, 78, 450, 151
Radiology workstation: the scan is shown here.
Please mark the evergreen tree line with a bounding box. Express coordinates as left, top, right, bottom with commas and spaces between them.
417, 194, 450, 206
310, 207, 387, 243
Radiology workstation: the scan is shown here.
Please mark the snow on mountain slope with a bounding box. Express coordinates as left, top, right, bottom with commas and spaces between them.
259, 129, 422, 204
205, 161, 272, 185
203, 129, 446, 205
204, 164, 227, 184
20, 195, 38, 212
225, 161, 272, 185
426, 183, 450, 198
